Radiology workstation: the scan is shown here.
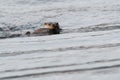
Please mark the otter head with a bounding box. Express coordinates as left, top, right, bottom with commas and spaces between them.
44, 22, 61, 34
44, 22, 60, 30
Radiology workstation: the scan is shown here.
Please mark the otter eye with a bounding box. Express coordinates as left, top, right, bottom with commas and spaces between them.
44, 23, 47, 25
49, 24, 52, 26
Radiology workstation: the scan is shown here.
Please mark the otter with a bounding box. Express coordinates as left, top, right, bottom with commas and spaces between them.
25, 22, 62, 36
44, 22, 61, 34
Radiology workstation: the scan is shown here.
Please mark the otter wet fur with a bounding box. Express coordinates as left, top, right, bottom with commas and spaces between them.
25, 22, 62, 36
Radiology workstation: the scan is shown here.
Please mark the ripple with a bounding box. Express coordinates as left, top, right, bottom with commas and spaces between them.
0, 42, 120, 58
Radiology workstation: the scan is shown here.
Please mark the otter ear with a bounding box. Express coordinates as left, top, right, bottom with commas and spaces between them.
44, 23, 47, 25
55, 22, 59, 26
55, 22, 60, 29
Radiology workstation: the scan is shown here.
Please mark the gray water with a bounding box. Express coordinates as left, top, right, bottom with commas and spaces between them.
0, 0, 120, 80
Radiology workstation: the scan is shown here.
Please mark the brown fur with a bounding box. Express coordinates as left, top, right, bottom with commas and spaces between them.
25, 22, 61, 36
33, 29, 45, 34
